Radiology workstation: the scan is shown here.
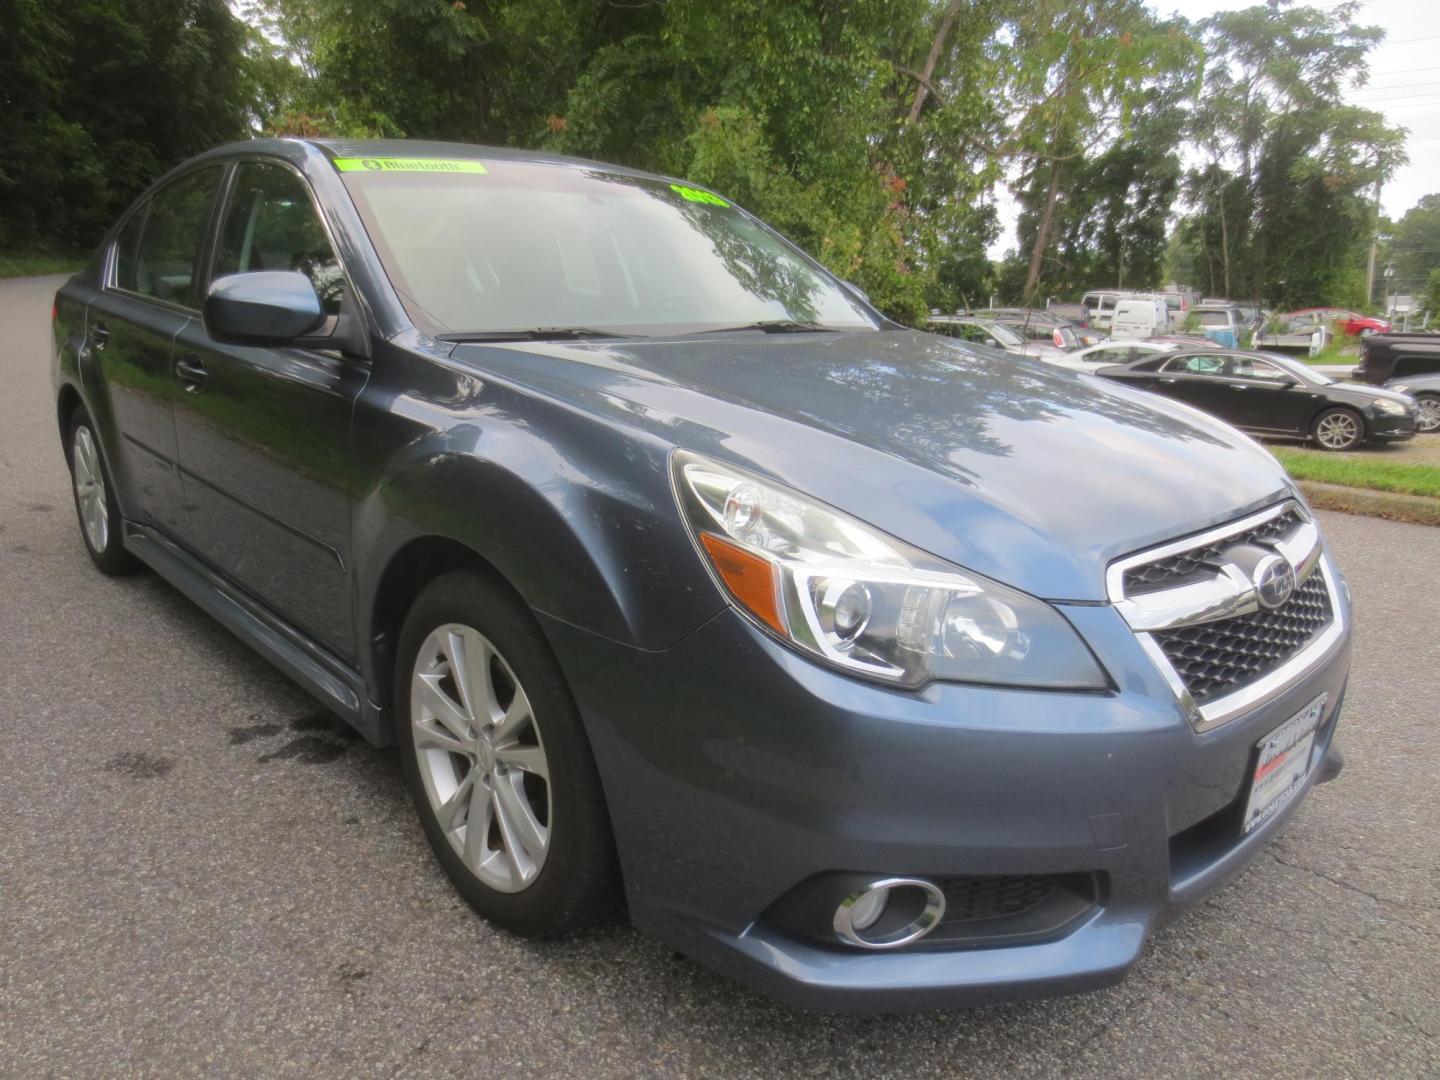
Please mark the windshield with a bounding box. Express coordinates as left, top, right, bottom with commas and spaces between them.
1259, 351, 1331, 385
1193, 310, 1232, 327
338, 159, 877, 337
979, 321, 1025, 346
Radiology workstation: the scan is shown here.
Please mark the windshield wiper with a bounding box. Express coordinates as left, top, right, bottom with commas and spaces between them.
437, 327, 629, 343
694, 319, 839, 335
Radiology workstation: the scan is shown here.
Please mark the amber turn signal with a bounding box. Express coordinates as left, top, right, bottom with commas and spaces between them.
698, 532, 785, 635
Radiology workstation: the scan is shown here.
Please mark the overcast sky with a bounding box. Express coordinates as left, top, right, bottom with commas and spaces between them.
986, 0, 1440, 257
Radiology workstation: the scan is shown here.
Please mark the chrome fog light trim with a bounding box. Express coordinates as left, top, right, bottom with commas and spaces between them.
833, 878, 946, 949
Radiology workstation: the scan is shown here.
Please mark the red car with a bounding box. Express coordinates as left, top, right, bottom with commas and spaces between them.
1285, 307, 1391, 338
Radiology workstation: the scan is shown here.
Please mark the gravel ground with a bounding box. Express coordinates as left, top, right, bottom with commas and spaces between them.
2, 274, 1437, 1078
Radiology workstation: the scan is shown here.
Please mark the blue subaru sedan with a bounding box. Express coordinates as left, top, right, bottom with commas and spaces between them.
51, 139, 1349, 1011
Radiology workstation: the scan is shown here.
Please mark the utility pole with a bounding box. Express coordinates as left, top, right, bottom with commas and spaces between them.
1365, 174, 1382, 306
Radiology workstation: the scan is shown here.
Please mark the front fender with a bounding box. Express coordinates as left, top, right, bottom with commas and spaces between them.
352, 345, 725, 665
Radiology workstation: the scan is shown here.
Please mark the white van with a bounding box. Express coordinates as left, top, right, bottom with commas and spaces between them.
1080, 290, 1121, 331
1109, 297, 1170, 340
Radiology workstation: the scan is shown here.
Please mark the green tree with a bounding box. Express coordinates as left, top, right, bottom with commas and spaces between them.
1390, 195, 1440, 302
0, 0, 253, 252
1177, 1, 1405, 306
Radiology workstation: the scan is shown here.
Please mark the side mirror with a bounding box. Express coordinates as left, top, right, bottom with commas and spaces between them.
204, 271, 326, 345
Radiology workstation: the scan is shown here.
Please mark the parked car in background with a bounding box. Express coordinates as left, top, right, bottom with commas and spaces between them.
1042, 300, 1106, 344
925, 315, 1069, 361
54, 137, 1354, 1012
1384, 372, 1440, 433
1201, 299, 1264, 343
1157, 288, 1196, 316
961, 308, 1085, 350
1094, 347, 1417, 450
1287, 307, 1390, 338
1110, 297, 1171, 340
1255, 312, 1333, 356
1355, 331, 1440, 385
1045, 338, 1208, 372
1186, 303, 1249, 349
1080, 290, 1123, 332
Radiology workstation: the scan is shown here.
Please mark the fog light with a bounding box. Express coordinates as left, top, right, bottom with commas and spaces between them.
833, 878, 946, 949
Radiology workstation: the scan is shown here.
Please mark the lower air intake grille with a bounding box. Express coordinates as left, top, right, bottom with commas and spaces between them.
1151, 570, 1332, 703
938, 874, 1057, 923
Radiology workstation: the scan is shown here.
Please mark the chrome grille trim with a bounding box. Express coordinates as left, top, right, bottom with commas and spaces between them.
1108, 501, 1343, 732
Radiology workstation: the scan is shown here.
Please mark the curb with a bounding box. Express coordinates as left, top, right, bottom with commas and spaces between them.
1297, 480, 1440, 527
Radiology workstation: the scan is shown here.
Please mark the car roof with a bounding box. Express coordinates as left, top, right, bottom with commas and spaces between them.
184, 137, 682, 186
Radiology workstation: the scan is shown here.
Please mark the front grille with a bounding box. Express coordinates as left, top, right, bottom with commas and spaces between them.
1151, 570, 1332, 703
938, 875, 1056, 923
1123, 508, 1303, 595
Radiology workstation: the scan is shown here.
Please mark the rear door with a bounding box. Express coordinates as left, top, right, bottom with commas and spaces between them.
171, 159, 369, 658
87, 166, 225, 539
1155, 352, 1235, 419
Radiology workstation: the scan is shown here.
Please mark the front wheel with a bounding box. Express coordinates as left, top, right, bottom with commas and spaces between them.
67, 409, 141, 574
395, 569, 618, 937
1413, 394, 1440, 434
1312, 407, 1364, 451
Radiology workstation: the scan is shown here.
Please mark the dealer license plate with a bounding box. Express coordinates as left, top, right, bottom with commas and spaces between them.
1242, 693, 1327, 835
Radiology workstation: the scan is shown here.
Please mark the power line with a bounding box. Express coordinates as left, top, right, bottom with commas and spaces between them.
1351, 81, 1440, 96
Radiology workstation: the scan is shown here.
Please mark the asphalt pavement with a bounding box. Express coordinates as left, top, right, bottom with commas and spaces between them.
1, 274, 1437, 1078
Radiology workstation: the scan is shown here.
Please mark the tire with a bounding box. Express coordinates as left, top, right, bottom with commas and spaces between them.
394, 569, 618, 937
1311, 407, 1364, 452
66, 407, 141, 575
1413, 393, 1440, 435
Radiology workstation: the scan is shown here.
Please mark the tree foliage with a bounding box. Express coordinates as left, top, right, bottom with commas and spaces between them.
0, 0, 1414, 317
0, 0, 252, 251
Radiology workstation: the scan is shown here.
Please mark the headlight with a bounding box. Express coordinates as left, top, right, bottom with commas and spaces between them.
673, 452, 1107, 690
1374, 398, 1408, 415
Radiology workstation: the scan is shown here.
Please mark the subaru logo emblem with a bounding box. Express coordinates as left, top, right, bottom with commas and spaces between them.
1252, 554, 1296, 610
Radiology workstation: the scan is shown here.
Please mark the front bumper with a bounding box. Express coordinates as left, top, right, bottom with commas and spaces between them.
540, 574, 1352, 1013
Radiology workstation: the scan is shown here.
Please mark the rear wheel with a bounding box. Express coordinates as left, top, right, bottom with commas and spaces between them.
395, 569, 618, 937
66, 408, 141, 574
1413, 393, 1440, 434
1312, 407, 1364, 451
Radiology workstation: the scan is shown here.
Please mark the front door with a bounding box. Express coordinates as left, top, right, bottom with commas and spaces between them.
1155, 352, 1234, 420
1224, 354, 1314, 435
172, 160, 368, 658
87, 166, 225, 540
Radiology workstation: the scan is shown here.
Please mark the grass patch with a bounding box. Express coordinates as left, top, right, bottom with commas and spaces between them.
1271, 446, 1440, 499
0, 251, 85, 279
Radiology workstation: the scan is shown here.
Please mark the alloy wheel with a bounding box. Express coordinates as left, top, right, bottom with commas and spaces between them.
409, 623, 551, 893
1315, 412, 1360, 450
1416, 398, 1440, 434
72, 426, 109, 552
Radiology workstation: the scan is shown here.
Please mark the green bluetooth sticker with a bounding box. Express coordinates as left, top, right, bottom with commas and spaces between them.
669, 183, 729, 207
333, 157, 488, 174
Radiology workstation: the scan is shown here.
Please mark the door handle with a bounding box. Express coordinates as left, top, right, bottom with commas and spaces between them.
175, 356, 208, 390
1159, 377, 1177, 384
1229, 384, 1248, 391
89, 322, 110, 351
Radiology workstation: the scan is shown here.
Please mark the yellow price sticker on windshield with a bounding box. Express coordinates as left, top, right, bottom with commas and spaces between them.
333, 157, 488, 174
669, 183, 729, 207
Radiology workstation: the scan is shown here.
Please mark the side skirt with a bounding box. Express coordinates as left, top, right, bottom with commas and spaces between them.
122, 521, 391, 746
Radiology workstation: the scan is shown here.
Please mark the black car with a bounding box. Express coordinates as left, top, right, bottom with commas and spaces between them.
1355, 331, 1440, 385
1385, 372, 1440, 433
1095, 348, 1417, 450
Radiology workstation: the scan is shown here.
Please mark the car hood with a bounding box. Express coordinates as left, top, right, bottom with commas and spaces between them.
450, 330, 1292, 601
1336, 383, 1413, 405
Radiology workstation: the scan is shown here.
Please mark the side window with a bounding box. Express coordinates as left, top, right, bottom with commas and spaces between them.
132, 167, 223, 308
215, 162, 344, 315
1234, 357, 1288, 381
1163, 354, 1227, 377
1087, 347, 1133, 364
113, 204, 149, 292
